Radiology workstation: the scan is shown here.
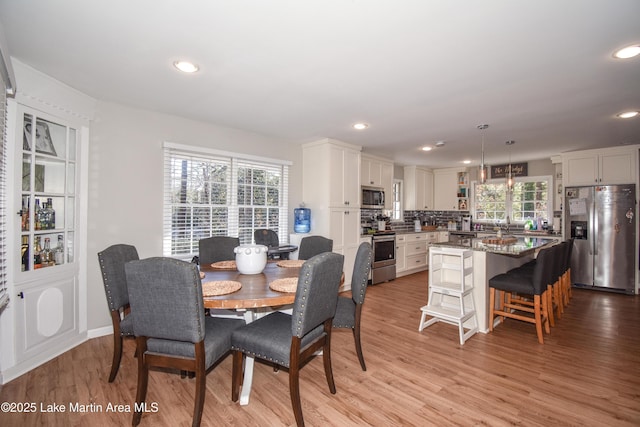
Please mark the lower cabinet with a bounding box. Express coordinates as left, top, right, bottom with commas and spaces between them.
397, 232, 441, 277
395, 235, 407, 273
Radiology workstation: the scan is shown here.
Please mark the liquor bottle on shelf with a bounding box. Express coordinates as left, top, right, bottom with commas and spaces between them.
47, 198, 56, 229
33, 236, 43, 269
34, 198, 42, 230
42, 238, 53, 267
54, 235, 64, 265
21, 236, 30, 272
21, 196, 30, 231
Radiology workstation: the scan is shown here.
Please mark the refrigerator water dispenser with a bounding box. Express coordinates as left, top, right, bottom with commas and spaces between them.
571, 220, 588, 239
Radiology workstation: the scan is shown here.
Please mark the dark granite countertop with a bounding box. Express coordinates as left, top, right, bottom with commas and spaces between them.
431, 235, 557, 257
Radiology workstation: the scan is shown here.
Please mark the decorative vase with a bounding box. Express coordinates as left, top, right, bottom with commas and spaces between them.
234, 244, 268, 274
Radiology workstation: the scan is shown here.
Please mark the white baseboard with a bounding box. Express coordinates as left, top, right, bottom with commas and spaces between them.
1, 333, 87, 385
87, 325, 113, 339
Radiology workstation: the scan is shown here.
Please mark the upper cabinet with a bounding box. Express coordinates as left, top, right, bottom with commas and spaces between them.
302, 138, 361, 209
562, 147, 638, 187
404, 165, 433, 210
433, 167, 467, 211
361, 154, 394, 209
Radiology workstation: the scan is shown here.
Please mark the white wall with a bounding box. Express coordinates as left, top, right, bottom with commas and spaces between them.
87, 101, 303, 330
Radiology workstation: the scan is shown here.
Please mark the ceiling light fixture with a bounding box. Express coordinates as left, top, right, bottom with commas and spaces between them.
505, 140, 515, 193
613, 44, 640, 59
421, 146, 433, 151
353, 123, 369, 130
463, 160, 471, 164
173, 61, 199, 73
435, 141, 446, 147
617, 111, 639, 119
477, 124, 489, 184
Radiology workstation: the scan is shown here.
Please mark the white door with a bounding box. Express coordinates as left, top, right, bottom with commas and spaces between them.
11, 105, 85, 366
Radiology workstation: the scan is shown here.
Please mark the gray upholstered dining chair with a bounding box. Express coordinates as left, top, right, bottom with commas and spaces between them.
297, 235, 333, 260
254, 228, 280, 247
198, 236, 239, 265
97, 243, 139, 382
230, 252, 344, 427
125, 257, 244, 427
332, 241, 372, 371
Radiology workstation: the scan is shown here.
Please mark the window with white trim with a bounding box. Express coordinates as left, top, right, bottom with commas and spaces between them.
472, 176, 552, 224
163, 143, 290, 258
392, 179, 403, 221
0, 75, 7, 311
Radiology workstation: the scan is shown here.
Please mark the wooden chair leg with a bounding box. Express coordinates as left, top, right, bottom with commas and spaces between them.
289, 339, 304, 427
133, 337, 149, 426
109, 334, 123, 383
541, 291, 550, 335
489, 288, 496, 331
192, 342, 206, 427
231, 351, 244, 402
323, 324, 336, 394
353, 309, 366, 371
533, 295, 544, 344
546, 284, 555, 327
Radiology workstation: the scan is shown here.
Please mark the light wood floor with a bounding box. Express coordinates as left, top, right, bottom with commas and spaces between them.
1, 270, 639, 426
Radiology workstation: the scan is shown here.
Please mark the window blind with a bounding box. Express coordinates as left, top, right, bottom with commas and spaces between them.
163, 143, 290, 259
0, 76, 8, 311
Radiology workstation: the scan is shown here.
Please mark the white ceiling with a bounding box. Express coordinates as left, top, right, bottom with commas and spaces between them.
1, 0, 639, 168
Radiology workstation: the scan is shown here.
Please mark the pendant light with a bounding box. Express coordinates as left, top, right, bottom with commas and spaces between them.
477, 124, 489, 184
505, 140, 515, 192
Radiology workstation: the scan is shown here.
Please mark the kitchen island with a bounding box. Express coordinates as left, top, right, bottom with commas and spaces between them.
429, 236, 557, 333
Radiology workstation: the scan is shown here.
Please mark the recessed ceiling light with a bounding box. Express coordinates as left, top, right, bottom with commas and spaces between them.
613, 44, 640, 59
435, 141, 446, 147
463, 160, 471, 164
353, 123, 369, 130
617, 111, 639, 119
174, 61, 199, 73
421, 146, 432, 151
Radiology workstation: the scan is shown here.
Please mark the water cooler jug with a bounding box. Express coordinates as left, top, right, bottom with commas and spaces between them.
294, 207, 310, 233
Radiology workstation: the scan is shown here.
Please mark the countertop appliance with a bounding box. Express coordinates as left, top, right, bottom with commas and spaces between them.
371, 231, 396, 284
362, 186, 385, 209
564, 185, 636, 294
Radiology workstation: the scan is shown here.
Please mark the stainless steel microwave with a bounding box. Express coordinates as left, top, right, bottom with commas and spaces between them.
362, 186, 385, 209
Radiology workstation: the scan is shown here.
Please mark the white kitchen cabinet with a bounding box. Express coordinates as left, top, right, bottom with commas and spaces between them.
329, 208, 361, 288
404, 233, 428, 272
562, 147, 638, 186
302, 139, 362, 288
404, 166, 433, 210
361, 154, 394, 209
433, 167, 466, 211
395, 235, 407, 273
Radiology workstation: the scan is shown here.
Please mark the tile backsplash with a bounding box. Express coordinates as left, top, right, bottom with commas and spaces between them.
360, 208, 562, 233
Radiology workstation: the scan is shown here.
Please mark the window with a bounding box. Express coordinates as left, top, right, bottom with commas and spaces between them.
0, 76, 7, 311
473, 176, 551, 224
163, 142, 290, 259
391, 179, 403, 221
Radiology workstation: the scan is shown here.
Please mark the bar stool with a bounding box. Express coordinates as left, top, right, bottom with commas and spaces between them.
489, 246, 553, 344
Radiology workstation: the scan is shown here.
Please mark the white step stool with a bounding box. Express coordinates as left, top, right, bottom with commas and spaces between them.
419, 246, 478, 345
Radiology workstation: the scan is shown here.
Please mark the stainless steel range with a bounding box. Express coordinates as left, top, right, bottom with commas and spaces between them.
371, 231, 396, 284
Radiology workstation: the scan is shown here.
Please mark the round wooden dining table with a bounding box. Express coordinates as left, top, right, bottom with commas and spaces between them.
199, 259, 303, 406
200, 260, 300, 309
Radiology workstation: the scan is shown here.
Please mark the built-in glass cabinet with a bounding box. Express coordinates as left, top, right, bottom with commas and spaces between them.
19, 112, 76, 272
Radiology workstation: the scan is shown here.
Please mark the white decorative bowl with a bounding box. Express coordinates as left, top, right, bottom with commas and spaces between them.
234, 244, 268, 274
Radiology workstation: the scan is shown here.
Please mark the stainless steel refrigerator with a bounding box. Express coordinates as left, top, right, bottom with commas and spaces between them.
564, 184, 636, 294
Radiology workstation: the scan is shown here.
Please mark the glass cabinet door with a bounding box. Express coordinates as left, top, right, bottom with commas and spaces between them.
19, 111, 77, 272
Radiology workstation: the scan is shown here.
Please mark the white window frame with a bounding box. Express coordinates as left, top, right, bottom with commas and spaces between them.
391, 179, 404, 222
162, 142, 291, 259
471, 175, 553, 225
